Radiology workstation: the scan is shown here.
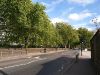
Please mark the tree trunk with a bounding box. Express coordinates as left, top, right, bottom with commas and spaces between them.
65, 45, 66, 50
68, 44, 70, 49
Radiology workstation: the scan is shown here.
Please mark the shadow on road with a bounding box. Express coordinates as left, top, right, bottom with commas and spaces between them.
64, 58, 97, 75
36, 55, 97, 75
0, 70, 8, 75
36, 56, 75, 75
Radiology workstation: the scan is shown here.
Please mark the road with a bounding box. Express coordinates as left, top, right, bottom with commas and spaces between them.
0, 50, 78, 75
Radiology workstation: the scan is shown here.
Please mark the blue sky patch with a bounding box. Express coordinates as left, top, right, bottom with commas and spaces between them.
32, 0, 100, 31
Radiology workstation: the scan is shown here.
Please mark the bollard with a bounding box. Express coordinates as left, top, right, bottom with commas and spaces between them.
44, 48, 46, 53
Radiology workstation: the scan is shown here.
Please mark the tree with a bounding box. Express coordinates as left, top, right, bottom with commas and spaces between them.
0, 0, 61, 49
69, 29, 79, 48
77, 28, 94, 48
55, 22, 79, 49
0, 0, 33, 48
29, 3, 51, 47
23, 2, 60, 49
0, 17, 6, 47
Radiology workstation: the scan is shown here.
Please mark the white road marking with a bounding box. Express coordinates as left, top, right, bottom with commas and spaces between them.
0, 58, 47, 70
61, 66, 64, 70
27, 56, 40, 59
27, 56, 32, 59
58, 69, 61, 72
34, 56, 40, 59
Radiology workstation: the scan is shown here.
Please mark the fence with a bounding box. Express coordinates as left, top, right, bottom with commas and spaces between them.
0, 48, 66, 58
90, 29, 100, 74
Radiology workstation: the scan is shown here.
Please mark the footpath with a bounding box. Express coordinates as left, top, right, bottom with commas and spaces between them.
64, 51, 97, 75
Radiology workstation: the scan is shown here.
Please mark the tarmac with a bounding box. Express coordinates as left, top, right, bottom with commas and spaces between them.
64, 51, 97, 75
0, 49, 97, 75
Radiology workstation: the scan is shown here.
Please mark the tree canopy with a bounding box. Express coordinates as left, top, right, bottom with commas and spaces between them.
77, 28, 94, 48
55, 22, 79, 48
0, 0, 93, 49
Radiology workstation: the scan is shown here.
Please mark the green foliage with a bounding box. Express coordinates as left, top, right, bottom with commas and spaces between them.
0, 0, 93, 49
55, 22, 79, 48
0, 0, 33, 47
77, 27, 94, 48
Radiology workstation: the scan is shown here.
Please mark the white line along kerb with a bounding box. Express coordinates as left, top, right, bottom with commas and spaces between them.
0, 58, 47, 70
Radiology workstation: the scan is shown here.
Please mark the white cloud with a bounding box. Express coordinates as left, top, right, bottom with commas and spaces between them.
73, 23, 94, 31
51, 18, 68, 24
41, 0, 64, 13
52, 0, 64, 5
68, 10, 93, 21
68, 13, 80, 21
41, 2, 53, 13
73, 23, 86, 29
61, 7, 74, 17
45, 8, 55, 13
41, 2, 49, 7
41, 0, 63, 7
68, 0, 96, 6
87, 28, 94, 31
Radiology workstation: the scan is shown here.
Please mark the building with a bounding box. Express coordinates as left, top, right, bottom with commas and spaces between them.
91, 29, 100, 74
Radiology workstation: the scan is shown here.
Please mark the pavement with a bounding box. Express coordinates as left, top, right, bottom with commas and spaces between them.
64, 51, 97, 75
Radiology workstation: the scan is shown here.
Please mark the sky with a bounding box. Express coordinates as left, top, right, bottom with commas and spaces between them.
32, 0, 100, 31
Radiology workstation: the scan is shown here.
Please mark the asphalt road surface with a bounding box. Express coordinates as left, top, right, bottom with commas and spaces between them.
0, 50, 78, 75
